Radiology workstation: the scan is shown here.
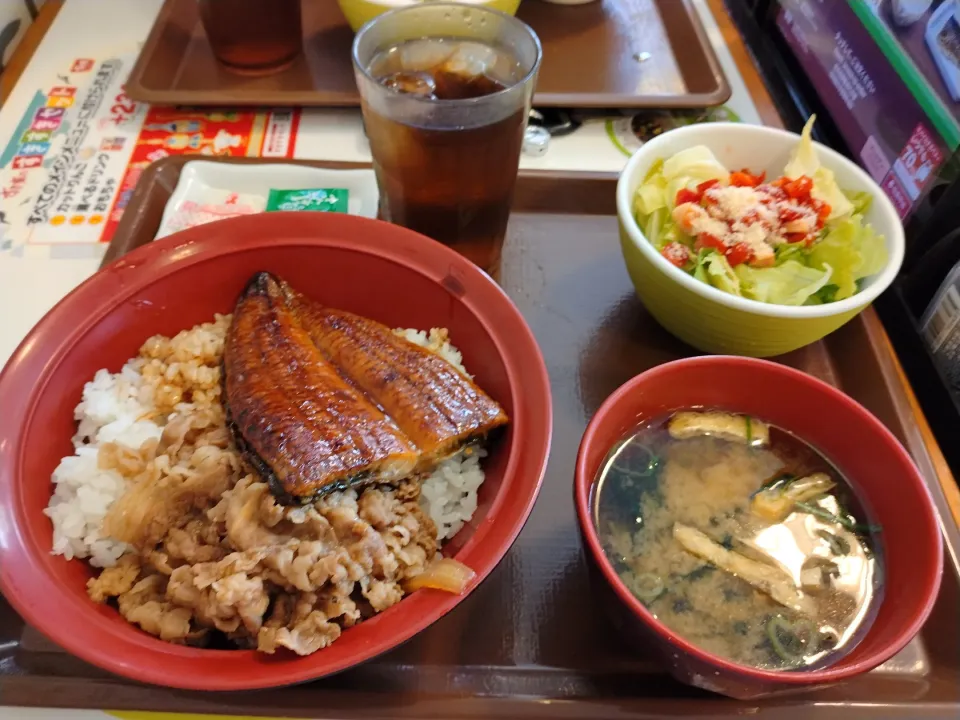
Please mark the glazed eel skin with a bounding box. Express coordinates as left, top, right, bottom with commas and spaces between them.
223, 273, 419, 502
223, 272, 509, 502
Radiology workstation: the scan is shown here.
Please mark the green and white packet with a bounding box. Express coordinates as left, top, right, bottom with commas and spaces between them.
266, 188, 349, 213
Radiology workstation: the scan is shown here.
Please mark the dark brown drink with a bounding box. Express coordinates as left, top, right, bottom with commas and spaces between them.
198, 0, 302, 76
353, 8, 542, 278
364, 47, 526, 274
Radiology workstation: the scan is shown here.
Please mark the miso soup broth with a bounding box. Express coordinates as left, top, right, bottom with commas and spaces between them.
593, 411, 884, 671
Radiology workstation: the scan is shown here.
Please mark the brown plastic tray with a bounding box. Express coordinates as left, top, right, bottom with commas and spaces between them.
3, 157, 958, 718
125, 0, 731, 109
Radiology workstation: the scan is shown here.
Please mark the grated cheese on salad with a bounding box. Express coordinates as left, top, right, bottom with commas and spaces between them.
633, 116, 888, 307
672, 178, 828, 269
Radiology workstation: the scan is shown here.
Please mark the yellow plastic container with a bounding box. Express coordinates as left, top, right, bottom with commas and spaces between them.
337, 0, 522, 32
615, 123, 905, 358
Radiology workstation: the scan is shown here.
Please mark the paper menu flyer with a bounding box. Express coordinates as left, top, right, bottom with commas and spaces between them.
0, 52, 300, 256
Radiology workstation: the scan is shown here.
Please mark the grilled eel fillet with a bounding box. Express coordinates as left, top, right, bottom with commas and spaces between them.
285, 284, 509, 465
223, 273, 419, 502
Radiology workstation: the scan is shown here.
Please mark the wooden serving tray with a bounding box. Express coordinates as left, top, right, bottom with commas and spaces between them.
124, 0, 731, 109
3, 157, 958, 718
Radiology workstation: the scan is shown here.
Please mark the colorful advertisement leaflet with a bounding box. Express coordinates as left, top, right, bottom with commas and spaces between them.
0, 53, 302, 253
776, 0, 960, 220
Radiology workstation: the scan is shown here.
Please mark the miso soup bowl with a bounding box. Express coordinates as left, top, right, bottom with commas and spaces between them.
574, 356, 943, 699
616, 123, 906, 357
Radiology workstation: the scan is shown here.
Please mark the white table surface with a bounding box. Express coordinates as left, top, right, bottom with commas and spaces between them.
0, 0, 761, 717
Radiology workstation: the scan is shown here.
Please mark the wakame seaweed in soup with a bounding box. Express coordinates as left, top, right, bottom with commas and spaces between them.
593, 411, 883, 671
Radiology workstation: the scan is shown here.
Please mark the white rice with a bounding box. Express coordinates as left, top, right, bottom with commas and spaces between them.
45, 362, 162, 568
420, 447, 488, 540
396, 326, 483, 541
47, 323, 486, 566
395, 327, 470, 377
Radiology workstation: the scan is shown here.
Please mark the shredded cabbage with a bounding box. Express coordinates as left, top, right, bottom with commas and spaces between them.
631, 117, 888, 307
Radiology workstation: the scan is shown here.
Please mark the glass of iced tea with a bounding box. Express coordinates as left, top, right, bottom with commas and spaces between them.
198, 0, 303, 76
352, 3, 542, 276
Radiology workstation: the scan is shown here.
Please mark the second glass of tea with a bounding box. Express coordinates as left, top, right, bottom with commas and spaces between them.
352, 3, 543, 277
198, 0, 303, 76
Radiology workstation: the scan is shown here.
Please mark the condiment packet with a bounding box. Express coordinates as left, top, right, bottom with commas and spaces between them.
156, 162, 378, 240
160, 190, 265, 236
266, 188, 349, 213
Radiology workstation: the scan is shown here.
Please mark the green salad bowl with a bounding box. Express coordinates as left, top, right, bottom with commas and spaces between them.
615, 123, 905, 357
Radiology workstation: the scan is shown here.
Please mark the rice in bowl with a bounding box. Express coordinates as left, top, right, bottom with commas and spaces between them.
44, 316, 488, 655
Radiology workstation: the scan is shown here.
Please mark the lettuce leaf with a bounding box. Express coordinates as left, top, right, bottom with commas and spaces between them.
635, 159, 669, 216
634, 146, 731, 217
782, 120, 887, 302
641, 207, 673, 250
636, 182, 667, 216
806, 215, 888, 300
702, 253, 742, 296
662, 146, 729, 185
783, 116, 820, 179
643, 158, 666, 183
735, 260, 833, 306
847, 190, 873, 215
774, 242, 807, 264
813, 284, 840, 305
856, 221, 888, 278
692, 248, 716, 284
784, 116, 854, 221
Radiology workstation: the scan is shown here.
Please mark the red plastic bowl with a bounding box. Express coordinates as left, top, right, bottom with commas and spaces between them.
574, 356, 943, 699
0, 212, 552, 690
